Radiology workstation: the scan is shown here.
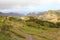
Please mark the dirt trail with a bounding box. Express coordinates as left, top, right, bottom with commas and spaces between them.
21, 31, 34, 40
26, 35, 34, 40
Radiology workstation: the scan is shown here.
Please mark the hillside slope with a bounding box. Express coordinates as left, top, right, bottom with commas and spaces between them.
37, 10, 60, 23
27, 10, 60, 23
0, 16, 60, 40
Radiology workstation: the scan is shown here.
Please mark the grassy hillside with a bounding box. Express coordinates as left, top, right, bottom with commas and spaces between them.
0, 16, 60, 40
38, 10, 60, 23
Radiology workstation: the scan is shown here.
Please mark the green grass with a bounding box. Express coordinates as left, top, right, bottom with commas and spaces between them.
0, 16, 60, 40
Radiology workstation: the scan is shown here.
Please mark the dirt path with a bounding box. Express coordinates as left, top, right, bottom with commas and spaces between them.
21, 31, 34, 40
26, 35, 34, 40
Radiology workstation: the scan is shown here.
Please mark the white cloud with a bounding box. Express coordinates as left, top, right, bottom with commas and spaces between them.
0, 0, 59, 11
55, 0, 60, 4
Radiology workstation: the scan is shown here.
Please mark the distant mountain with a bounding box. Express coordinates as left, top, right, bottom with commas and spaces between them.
0, 12, 25, 17
27, 12, 37, 16
27, 10, 60, 16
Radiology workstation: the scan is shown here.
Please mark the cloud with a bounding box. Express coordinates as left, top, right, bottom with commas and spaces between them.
0, 0, 60, 12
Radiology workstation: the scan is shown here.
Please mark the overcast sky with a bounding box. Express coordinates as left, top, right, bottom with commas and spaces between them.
0, 0, 60, 13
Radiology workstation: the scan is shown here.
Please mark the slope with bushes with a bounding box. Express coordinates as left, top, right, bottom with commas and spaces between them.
0, 16, 60, 40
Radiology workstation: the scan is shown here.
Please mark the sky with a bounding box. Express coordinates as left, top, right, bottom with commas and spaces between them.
0, 0, 60, 13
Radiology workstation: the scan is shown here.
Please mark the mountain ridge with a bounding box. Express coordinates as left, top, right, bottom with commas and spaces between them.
0, 10, 60, 23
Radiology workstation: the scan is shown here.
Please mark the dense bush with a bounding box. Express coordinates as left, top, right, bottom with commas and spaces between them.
8, 17, 22, 22
56, 22, 60, 28
25, 16, 59, 28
